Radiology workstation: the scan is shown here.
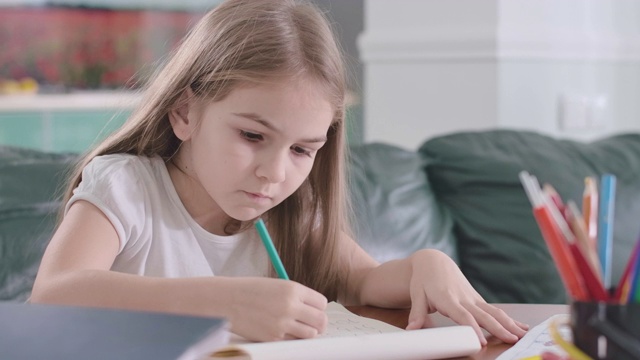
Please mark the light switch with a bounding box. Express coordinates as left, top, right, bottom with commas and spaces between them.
558, 94, 609, 130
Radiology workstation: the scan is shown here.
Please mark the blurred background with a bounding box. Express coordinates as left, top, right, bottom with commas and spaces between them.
1, 0, 640, 153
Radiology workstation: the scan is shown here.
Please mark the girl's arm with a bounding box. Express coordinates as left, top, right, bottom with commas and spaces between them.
31, 201, 328, 342
338, 233, 528, 346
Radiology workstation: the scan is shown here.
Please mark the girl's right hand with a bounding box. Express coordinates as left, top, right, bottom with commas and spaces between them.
228, 278, 328, 342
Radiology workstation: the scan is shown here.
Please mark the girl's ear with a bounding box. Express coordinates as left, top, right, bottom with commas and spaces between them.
169, 89, 197, 141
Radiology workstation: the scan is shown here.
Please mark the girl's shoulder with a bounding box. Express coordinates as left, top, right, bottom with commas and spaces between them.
72, 154, 168, 253
80, 154, 166, 196
84, 154, 163, 181
88, 153, 160, 172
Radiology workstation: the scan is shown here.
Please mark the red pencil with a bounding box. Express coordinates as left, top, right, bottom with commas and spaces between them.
569, 243, 609, 302
519, 171, 589, 301
533, 206, 589, 301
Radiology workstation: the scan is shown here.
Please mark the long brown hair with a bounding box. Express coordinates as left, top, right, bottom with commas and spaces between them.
61, 0, 349, 300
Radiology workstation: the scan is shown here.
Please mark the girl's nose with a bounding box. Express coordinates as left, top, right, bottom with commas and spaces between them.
256, 150, 286, 183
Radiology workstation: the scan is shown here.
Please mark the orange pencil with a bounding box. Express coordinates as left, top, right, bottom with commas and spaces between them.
582, 177, 598, 251
566, 201, 602, 282
618, 278, 632, 304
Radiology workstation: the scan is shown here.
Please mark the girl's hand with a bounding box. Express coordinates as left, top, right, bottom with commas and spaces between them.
404, 249, 529, 346
228, 278, 328, 342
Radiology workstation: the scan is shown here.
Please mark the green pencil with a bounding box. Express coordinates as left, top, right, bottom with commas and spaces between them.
254, 218, 289, 280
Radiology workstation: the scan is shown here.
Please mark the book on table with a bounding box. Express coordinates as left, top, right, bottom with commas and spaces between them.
2, 301, 228, 360
208, 302, 481, 360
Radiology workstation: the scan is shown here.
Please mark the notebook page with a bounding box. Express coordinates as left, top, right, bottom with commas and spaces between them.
322, 301, 403, 337
226, 301, 401, 344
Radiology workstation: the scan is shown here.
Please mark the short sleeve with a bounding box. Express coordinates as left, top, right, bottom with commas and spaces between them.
66, 155, 148, 253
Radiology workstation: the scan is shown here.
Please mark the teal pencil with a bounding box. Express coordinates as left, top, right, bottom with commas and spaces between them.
255, 218, 289, 280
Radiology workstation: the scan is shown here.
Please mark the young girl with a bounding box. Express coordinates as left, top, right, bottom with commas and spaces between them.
32, 0, 527, 345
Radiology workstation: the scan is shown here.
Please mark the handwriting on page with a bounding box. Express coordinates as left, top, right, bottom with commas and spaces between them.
321, 302, 402, 338
226, 302, 403, 345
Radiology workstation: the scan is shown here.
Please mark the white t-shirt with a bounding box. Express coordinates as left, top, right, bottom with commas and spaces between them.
66, 154, 269, 278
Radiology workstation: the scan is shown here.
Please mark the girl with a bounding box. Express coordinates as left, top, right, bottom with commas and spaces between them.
32, 0, 527, 345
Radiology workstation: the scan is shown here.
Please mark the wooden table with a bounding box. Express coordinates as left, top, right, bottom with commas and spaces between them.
348, 303, 569, 360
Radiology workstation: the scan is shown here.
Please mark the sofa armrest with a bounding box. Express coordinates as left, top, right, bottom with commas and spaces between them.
348, 143, 457, 263
0, 146, 76, 301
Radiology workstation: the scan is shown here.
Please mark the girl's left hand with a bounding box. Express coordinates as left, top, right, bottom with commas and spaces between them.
404, 249, 529, 346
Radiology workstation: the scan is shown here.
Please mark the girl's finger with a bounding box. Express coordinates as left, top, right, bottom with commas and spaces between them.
462, 303, 519, 344
287, 319, 322, 339
406, 290, 428, 330
516, 319, 530, 331
295, 305, 328, 334
479, 303, 528, 338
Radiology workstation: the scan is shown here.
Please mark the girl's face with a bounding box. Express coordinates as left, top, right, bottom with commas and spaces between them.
169, 79, 334, 232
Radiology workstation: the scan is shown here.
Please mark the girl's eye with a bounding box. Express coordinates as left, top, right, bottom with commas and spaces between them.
240, 130, 263, 142
291, 146, 312, 157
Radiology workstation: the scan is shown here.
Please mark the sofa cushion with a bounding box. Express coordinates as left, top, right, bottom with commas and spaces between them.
419, 130, 640, 304
348, 143, 457, 263
0, 146, 76, 301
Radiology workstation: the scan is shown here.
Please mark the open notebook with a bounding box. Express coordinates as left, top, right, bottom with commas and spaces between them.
207, 302, 481, 360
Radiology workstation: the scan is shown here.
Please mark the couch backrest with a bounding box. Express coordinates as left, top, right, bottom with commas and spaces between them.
7, 131, 639, 305
419, 130, 640, 304
0, 146, 76, 301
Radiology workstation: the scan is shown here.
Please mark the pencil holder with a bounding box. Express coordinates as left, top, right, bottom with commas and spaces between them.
571, 301, 640, 360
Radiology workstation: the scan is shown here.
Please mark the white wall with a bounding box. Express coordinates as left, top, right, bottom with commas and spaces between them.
359, 0, 640, 149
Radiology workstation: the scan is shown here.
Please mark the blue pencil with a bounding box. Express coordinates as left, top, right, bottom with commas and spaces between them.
255, 218, 289, 280
597, 174, 616, 290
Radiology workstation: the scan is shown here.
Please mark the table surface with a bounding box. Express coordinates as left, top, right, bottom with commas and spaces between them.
348, 303, 569, 360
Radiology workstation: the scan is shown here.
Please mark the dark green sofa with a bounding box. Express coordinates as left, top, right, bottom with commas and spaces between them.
2, 130, 640, 304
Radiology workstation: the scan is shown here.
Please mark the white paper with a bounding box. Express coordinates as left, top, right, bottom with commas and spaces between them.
496, 314, 571, 360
